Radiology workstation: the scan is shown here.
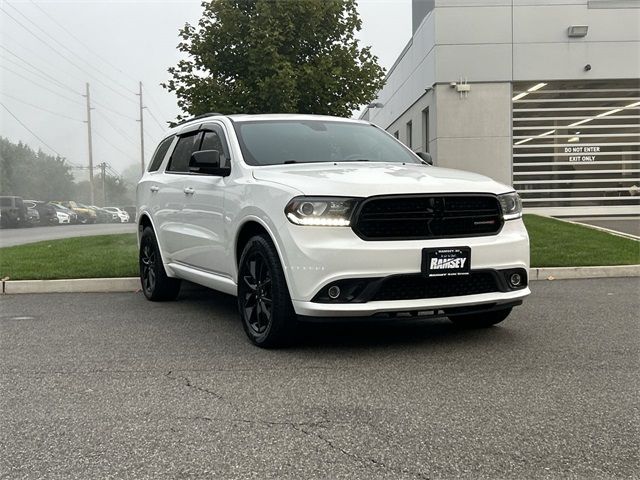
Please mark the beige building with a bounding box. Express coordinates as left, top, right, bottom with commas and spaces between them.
361, 0, 640, 217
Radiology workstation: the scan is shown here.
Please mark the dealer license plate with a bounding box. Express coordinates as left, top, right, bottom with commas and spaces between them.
422, 247, 471, 277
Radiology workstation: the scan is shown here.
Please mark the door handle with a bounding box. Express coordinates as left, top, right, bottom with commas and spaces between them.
150, 185, 159, 192
183, 187, 195, 195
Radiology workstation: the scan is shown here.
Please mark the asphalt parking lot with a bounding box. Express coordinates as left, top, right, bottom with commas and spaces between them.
1, 278, 638, 479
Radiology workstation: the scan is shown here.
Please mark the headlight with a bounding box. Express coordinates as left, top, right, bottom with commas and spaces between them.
498, 192, 523, 220
285, 197, 359, 226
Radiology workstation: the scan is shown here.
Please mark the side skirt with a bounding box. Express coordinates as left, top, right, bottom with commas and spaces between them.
167, 262, 237, 296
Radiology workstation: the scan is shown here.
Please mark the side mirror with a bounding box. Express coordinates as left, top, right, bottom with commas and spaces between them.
416, 151, 433, 166
189, 150, 230, 176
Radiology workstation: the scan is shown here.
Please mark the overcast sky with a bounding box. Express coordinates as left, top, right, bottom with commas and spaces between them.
0, 0, 412, 179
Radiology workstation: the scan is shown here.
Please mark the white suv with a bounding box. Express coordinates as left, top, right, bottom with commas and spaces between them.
137, 114, 530, 347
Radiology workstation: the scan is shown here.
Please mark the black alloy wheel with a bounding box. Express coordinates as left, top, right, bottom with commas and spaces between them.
139, 227, 181, 301
237, 234, 297, 348
241, 251, 273, 336
140, 241, 157, 295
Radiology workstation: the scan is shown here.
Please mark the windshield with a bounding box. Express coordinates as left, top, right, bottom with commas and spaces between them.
233, 120, 421, 166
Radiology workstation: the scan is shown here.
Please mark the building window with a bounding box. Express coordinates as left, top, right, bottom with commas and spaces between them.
406, 121, 413, 149
393, 131, 399, 139
512, 79, 639, 214
422, 108, 430, 153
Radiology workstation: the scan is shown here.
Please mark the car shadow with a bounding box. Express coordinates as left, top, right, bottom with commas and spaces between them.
176, 282, 520, 351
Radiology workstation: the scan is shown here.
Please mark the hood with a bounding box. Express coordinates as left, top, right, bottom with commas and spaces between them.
251, 162, 512, 197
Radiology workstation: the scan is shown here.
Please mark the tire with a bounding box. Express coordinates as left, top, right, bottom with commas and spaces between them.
448, 307, 512, 328
237, 234, 297, 348
139, 226, 181, 301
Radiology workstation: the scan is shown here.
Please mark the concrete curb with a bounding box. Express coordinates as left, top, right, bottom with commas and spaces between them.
2, 267, 639, 294
530, 265, 640, 281
2, 277, 140, 294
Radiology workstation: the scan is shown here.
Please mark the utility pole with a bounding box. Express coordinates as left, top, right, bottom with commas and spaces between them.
137, 81, 145, 174
100, 162, 107, 207
85, 82, 95, 205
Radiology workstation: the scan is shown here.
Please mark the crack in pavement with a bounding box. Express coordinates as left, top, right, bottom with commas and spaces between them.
165, 371, 430, 479
165, 370, 223, 400
292, 424, 431, 480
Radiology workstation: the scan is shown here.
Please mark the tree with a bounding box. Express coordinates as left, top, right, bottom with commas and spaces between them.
0, 137, 76, 201
121, 163, 143, 188
164, 0, 385, 121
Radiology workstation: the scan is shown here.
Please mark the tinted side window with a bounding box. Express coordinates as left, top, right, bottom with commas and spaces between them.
167, 132, 202, 173
148, 136, 174, 172
200, 130, 230, 168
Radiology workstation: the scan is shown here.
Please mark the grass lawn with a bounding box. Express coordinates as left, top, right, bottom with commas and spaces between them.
524, 214, 639, 267
0, 234, 138, 280
0, 216, 638, 280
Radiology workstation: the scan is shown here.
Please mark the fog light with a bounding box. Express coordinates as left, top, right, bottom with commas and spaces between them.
509, 273, 522, 287
327, 285, 341, 299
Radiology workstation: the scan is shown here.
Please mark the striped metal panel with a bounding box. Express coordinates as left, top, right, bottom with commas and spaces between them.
512, 80, 640, 214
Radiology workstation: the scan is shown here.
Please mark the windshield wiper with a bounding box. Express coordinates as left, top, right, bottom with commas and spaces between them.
281, 159, 371, 165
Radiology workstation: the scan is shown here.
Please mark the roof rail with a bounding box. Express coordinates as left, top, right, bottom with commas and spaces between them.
177, 112, 224, 126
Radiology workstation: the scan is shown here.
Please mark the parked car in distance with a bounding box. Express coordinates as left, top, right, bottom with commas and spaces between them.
104, 207, 130, 223
26, 206, 40, 226
0, 195, 27, 228
89, 206, 117, 223
55, 201, 97, 224
120, 206, 136, 223
24, 200, 59, 226
137, 113, 530, 348
49, 203, 76, 224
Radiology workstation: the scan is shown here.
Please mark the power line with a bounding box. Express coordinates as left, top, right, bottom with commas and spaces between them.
92, 98, 138, 121
0, 65, 85, 106
95, 110, 139, 146
0, 92, 84, 122
143, 127, 159, 142
28, 0, 140, 86
4, 2, 136, 99
0, 54, 70, 91
1, 102, 64, 157
93, 130, 138, 162
1, 4, 137, 105
145, 106, 167, 131
143, 86, 173, 119
0, 45, 81, 96
0, 38, 73, 81
0, 55, 85, 107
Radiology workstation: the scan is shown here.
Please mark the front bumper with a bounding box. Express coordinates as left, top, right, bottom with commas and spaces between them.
293, 288, 530, 317
277, 218, 530, 317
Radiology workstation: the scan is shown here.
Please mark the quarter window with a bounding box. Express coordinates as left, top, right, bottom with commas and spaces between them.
148, 136, 175, 172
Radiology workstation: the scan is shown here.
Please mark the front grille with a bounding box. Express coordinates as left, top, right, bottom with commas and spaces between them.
353, 195, 503, 240
371, 272, 499, 302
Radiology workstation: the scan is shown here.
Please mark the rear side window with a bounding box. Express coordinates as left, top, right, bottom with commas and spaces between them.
167, 133, 202, 173
148, 136, 174, 172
